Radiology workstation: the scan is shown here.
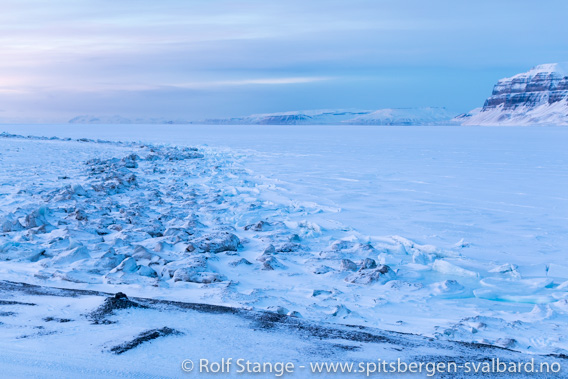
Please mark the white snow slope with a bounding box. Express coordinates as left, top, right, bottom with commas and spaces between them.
0, 124, 567, 376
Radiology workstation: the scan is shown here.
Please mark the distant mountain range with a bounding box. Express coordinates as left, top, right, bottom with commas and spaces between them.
200, 108, 456, 125
70, 63, 568, 127
456, 63, 568, 126
68, 115, 189, 125
69, 107, 456, 126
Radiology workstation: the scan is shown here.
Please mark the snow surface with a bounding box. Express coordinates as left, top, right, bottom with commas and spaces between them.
0, 281, 562, 378
0, 124, 567, 375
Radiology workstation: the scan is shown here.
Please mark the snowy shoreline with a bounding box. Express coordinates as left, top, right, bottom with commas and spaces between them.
1, 279, 565, 378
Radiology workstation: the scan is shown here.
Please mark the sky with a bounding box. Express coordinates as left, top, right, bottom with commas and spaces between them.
0, 0, 567, 122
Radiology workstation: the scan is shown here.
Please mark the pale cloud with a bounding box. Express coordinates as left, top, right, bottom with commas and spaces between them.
174, 77, 333, 89
0, 76, 333, 94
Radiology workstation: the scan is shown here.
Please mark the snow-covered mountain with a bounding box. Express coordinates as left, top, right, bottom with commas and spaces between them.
343, 107, 456, 125
198, 109, 370, 125
198, 108, 454, 125
457, 63, 568, 125
69, 115, 191, 124
69, 108, 455, 126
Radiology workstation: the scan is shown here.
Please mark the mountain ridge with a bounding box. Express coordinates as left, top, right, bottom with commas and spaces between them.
69, 107, 455, 126
457, 63, 568, 126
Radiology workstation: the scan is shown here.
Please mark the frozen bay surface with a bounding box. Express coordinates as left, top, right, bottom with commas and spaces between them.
0, 124, 567, 358
3, 124, 566, 263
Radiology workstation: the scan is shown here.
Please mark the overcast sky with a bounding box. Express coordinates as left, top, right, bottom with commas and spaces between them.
1, 0, 567, 122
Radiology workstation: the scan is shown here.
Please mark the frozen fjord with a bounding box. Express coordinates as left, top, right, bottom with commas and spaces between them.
0, 124, 567, 361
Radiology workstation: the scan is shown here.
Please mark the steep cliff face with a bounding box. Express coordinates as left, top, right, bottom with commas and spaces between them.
459, 63, 568, 125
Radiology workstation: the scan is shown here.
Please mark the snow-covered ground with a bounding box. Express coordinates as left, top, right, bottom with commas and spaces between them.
0, 281, 561, 378
0, 124, 567, 376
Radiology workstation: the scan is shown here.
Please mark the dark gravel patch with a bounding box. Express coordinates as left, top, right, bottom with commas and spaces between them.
110, 327, 182, 355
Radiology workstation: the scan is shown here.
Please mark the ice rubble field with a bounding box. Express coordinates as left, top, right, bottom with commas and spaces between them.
0, 124, 567, 358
